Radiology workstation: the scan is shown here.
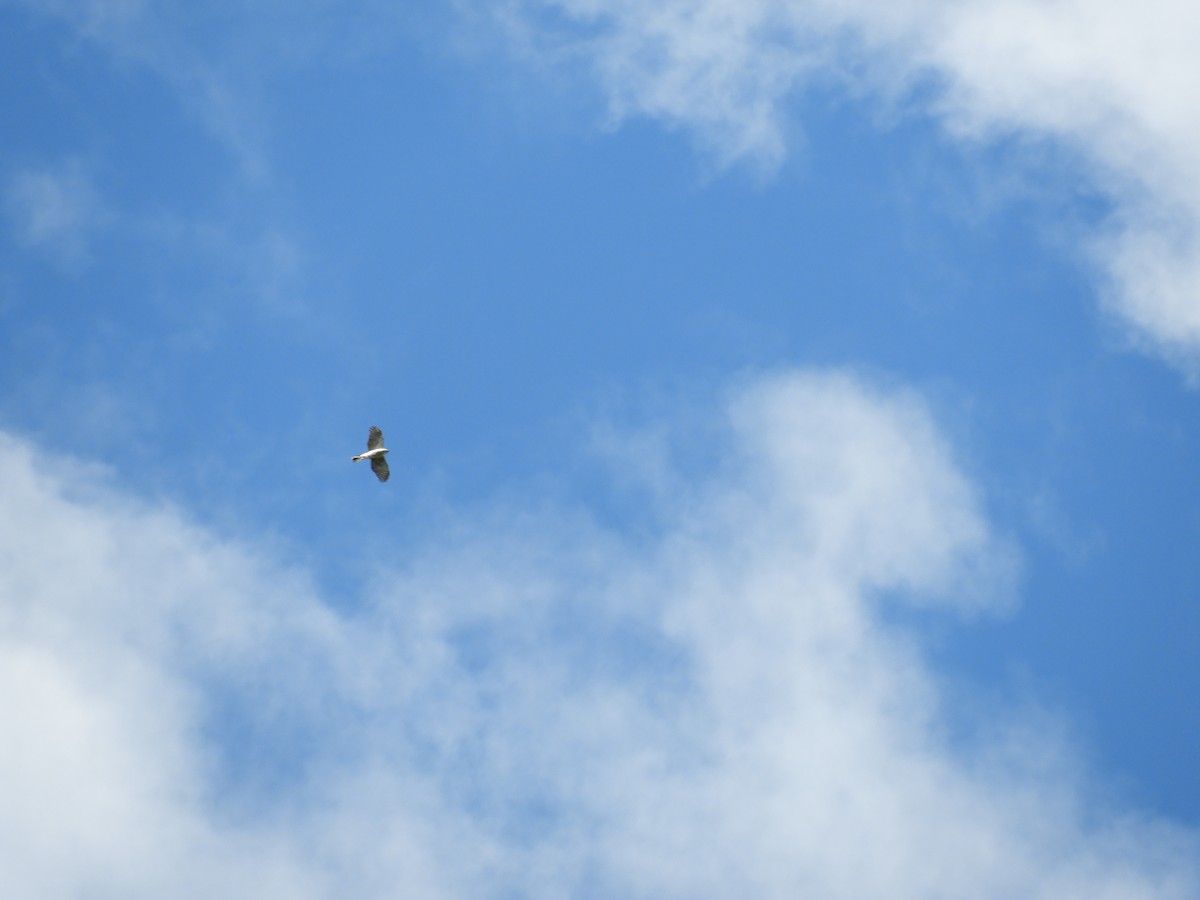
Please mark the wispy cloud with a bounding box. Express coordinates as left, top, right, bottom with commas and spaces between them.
5, 162, 108, 264
8, 1, 423, 181
1, 370, 1193, 897
3, 159, 307, 320
3, 2, 385, 335
493, 0, 1200, 374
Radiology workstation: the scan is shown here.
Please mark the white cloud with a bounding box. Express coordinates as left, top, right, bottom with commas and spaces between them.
495, 0, 1200, 373
1, 370, 1195, 897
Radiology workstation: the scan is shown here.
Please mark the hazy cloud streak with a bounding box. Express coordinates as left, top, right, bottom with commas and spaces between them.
5, 163, 108, 264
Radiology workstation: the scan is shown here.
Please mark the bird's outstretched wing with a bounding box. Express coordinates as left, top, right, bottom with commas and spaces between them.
371, 456, 390, 482
367, 426, 384, 451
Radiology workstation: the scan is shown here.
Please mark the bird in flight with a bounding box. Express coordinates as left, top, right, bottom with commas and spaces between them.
352, 426, 390, 482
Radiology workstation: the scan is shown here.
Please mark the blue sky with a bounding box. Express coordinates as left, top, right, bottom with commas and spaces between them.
2, 1, 1199, 896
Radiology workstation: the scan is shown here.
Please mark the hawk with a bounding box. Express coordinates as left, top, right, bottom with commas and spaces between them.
352, 426, 390, 482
